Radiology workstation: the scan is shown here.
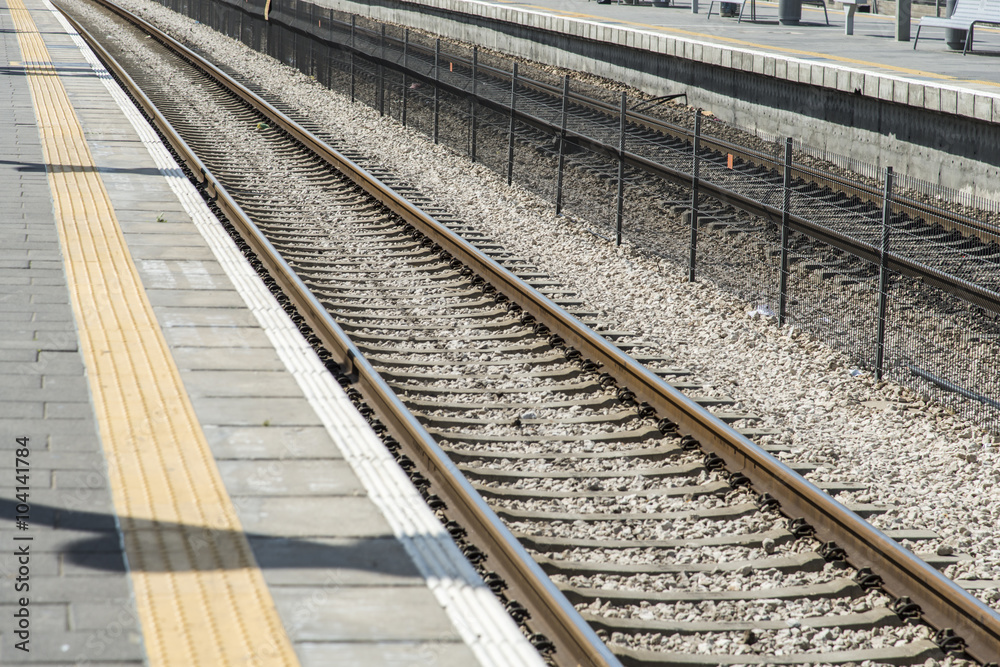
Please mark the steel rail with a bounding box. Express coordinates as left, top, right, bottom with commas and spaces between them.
61, 5, 620, 665
66, 2, 1000, 662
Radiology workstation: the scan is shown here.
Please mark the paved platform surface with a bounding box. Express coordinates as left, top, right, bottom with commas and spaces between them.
0, 0, 541, 664
500, 0, 1000, 92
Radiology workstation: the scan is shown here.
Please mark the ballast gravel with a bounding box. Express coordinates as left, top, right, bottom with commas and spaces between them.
87, 0, 1000, 651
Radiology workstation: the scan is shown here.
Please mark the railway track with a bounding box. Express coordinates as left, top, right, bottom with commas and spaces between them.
58, 0, 1000, 663
337, 24, 1000, 314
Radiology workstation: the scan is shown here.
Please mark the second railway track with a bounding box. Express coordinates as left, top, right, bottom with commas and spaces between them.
56, 0, 1000, 663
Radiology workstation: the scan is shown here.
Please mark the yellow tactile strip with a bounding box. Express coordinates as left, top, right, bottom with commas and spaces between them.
9, 1, 299, 664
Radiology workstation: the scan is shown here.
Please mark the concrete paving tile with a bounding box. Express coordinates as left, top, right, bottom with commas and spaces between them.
117, 222, 196, 235
0, 604, 68, 632
0, 628, 144, 662
249, 536, 424, 586
0, 308, 33, 321
0, 529, 120, 553
2, 333, 78, 350
59, 551, 128, 576
25, 250, 64, 262
0, 348, 38, 361
162, 325, 275, 349
0, 268, 60, 280
22, 576, 134, 603
29, 260, 64, 270
17, 324, 80, 336
0, 301, 73, 315
118, 232, 205, 247
33, 310, 77, 323
47, 433, 103, 452
44, 402, 94, 420
0, 259, 29, 270
37, 351, 84, 367
125, 245, 217, 261
15, 285, 72, 297
202, 425, 340, 460
10, 662, 144, 666
52, 469, 120, 490
191, 397, 324, 427
67, 601, 143, 632
12, 450, 110, 470
269, 586, 464, 642
219, 459, 366, 496
145, 288, 243, 309
233, 496, 390, 538
30, 276, 69, 287
0, 375, 43, 390
6, 358, 84, 376
41, 375, 90, 394
52, 506, 119, 531
7, 549, 119, 578
170, 346, 287, 371
17, 494, 118, 530
136, 258, 228, 278
179, 370, 306, 398
0, 469, 52, 488
294, 641, 478, 667
0, 401, 42, 419
153, 306, 261, 328
30, 292, 70, 304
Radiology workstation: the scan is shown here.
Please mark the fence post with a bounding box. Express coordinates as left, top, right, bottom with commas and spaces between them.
433, 39, 440, 145
402, 29, 408, 128
378, 25, 385, 116
615, 92, 627, 247
350, 15, 355, 103
688, 110, 702, 282
507, 63, 517, 186
555, 76, 569, 216
471, 47, 478, 162
875, 166, 894, 381
778, 137, 793, 325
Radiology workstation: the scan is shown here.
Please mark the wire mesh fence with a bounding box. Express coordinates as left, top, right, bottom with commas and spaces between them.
158, 0, 1000, 429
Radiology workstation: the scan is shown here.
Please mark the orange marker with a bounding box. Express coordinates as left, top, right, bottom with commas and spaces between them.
727, 153, 734, 169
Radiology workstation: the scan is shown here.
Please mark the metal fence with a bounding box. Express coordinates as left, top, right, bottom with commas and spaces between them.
154, 0, 1000, 429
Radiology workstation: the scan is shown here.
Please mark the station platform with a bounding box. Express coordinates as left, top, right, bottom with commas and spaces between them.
327, 0, 1000, 194
347, 0, 1000, 115
493, 0, 1000, 95
0, 0, 543, 663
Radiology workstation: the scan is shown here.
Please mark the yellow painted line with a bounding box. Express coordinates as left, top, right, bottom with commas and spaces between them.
8, 2, 300, 665
494, 0, 1000, 87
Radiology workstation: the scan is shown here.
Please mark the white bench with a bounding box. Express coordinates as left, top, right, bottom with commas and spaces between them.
913, 0, 1000, 54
